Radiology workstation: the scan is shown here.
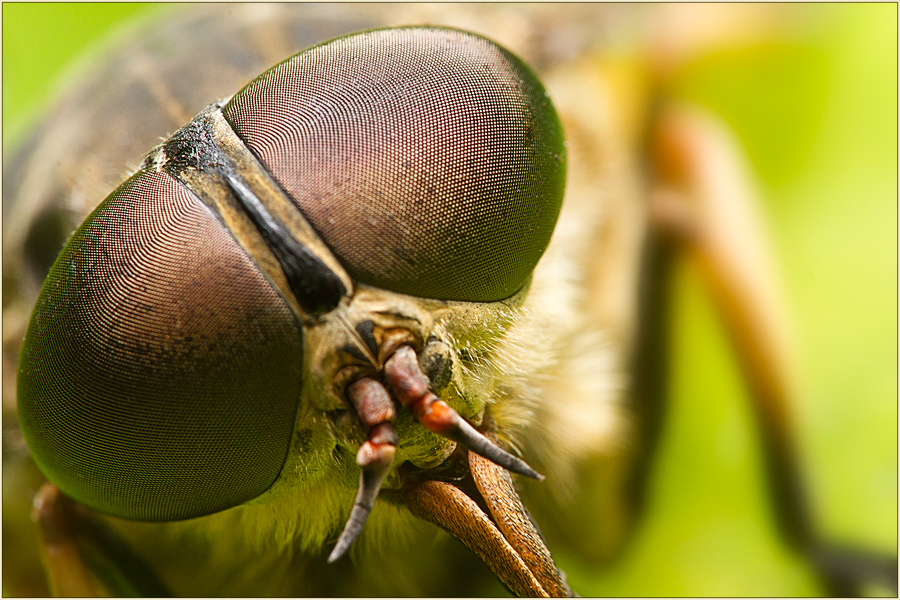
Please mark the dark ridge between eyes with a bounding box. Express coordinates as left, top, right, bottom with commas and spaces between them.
161, 110, 347, 316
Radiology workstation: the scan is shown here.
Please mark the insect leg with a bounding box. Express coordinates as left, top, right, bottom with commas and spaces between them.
32, 483, 171, 597
649, 105, 898, 595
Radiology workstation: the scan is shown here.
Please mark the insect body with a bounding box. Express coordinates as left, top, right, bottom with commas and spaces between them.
7, 4, 895, 598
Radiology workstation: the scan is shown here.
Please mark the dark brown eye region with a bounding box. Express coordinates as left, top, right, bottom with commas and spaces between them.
225, 26, 566, 302
18, 170, 304, 521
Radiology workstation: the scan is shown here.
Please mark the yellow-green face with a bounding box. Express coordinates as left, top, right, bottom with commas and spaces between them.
3, 4, 896, 597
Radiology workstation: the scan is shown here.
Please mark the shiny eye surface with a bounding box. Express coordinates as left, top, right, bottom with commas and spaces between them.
224, 27, 566, 302
18, 170, 304, 521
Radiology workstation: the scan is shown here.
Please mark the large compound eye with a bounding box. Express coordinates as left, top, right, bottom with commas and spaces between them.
224, 27, 566, 302
17, 170, 304, 521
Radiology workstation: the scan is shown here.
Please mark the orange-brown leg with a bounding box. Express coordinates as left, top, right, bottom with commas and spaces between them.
648, 105, 897, 596
32, 482, 170, 597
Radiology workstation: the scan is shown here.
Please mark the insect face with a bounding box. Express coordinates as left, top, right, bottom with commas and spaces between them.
16, 26, 567, 585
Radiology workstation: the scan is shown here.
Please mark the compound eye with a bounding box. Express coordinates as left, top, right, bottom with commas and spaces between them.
224, 27, 566, 302
18, 170, 303, 521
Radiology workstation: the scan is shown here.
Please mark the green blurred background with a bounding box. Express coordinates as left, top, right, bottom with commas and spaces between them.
4, 3, 896, 596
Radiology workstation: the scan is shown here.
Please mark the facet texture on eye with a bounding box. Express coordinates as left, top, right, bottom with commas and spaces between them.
224, 26, 566, 302
17, 170, 304, 521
